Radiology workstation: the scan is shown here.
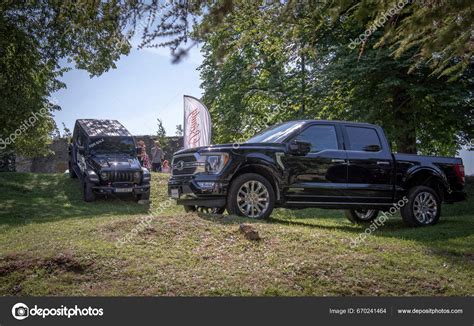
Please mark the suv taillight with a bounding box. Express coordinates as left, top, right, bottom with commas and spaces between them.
454, 163, 465, 185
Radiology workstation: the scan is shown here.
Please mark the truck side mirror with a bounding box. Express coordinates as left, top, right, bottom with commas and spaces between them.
136, 147, 142, 155
288, 140, 311, 156
363, 144, 381, 152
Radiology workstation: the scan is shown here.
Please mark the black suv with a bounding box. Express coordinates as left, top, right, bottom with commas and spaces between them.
68, 119, 151, 202
168, 120, 466, 226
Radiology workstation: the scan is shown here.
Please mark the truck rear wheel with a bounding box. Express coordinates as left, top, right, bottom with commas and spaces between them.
226, 173, 275, 219
345, 209, 379, 223
83, 181, 96, 202
184, 206, 225, 214
401, 186, 441, 227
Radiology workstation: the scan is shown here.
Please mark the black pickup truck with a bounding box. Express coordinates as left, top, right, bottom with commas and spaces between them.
168, 120, 466, 226
68, 119, 151, 202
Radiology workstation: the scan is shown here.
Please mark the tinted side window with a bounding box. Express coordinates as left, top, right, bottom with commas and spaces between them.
295, 125, 339, 153
346, 127, 381, 151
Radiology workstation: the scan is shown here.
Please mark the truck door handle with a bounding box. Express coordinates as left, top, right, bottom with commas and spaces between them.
377, 161, 390, 165
331, 159, 346, 163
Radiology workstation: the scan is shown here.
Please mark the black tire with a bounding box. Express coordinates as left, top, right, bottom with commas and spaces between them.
68, 162, 77, 179
345, 209, 379, 223
83, 180, 96, 202
136, 192, 150, 201
226, 173, 275, 219
183, 205, 225, 214
401, 186, 441, 227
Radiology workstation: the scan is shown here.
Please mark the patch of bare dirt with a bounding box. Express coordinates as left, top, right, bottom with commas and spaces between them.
0, 252, 93, 276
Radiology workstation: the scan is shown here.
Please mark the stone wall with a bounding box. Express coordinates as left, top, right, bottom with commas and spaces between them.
15, 138, 69, 173
7, 136, 184, 173
133, 135, 183, 162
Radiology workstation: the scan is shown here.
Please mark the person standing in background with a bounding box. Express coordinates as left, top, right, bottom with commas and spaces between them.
137, 140, 146, 166
151, 141, 164, 172
142, 143, 151, 170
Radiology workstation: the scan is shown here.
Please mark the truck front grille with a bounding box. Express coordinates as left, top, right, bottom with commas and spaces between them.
172, 155, 198, 176
104, 171, 136, 182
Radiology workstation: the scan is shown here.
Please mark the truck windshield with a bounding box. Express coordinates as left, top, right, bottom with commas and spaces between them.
246, 121, 305, 143
88, 137, 135, 155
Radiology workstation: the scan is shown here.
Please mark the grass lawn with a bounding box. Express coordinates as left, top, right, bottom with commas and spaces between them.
0, 172, 472, 296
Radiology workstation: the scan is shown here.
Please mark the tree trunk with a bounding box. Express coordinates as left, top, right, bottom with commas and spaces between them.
300, 48, 306, 117
396, 126, 417, 154
393, 88, 417, 154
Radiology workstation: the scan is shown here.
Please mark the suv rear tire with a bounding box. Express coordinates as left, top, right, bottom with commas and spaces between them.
83, 181, 96, 202
401, 186, 441, 227
345, 209, 379, 223
226, 173, 275, 219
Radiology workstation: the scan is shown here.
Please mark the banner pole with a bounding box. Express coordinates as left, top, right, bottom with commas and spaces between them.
183, 95, 186, 149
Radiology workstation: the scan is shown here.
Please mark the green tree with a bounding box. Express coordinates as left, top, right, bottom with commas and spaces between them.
198, 1, 473, 155
156, 118, 167, 147
175, 124, 183, 136
0, 0, 136, 156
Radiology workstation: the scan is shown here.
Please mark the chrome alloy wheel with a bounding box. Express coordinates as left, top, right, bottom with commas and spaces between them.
354, 209, 376, 220
236, 180, 270, 218
413, 191, 438, 224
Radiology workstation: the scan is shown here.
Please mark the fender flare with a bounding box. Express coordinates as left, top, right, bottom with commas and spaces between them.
230, 162, 283, 200
403, 167, 449, 191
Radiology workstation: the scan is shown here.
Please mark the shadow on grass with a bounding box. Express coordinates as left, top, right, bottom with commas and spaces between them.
0, 173, 149, 226
197, 205, 473, 260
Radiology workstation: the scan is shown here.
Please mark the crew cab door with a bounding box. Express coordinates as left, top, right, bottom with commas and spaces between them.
283, 123, 348, 203
342, 125, 394, 204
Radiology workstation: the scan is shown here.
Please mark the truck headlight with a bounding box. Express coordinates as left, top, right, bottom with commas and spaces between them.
197, 153, 229, 174
87, 170, 99, 182
141, 167, 151, 181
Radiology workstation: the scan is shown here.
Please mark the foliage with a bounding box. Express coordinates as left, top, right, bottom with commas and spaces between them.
175, 124, 183, 136
0, 0, 136, 156
197, 1, 473, 154
139, 0, 473, 79
156, 118, 168, 147
2, 0, 472, 155
335, 0, 474, 80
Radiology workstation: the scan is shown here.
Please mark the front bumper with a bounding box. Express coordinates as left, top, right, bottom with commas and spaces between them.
168, 175, 228, 208
92, 182, 150, 195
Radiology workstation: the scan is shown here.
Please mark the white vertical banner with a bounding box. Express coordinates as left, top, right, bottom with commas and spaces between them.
183, 95, 212, 149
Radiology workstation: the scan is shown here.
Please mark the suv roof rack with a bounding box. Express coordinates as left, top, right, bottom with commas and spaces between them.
77, 119, 132, 137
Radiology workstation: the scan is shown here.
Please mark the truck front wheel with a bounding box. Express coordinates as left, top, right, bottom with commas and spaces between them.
345, 209, 379, 223
136, 192, 150, 201
401, 186, 441, 227
83, 181, 96, 202
226, 173, 275, 219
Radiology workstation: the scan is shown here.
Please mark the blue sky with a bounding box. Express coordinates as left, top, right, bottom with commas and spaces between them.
52, 43, 204, 136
